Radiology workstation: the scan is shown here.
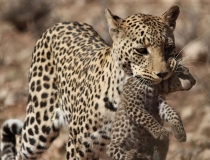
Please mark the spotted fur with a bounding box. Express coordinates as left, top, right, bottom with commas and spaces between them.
0, 5, 194, 160
1, 119, 23, 160
106, 62, 195, 160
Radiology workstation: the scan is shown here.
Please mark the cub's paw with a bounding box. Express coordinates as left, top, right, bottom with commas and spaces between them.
159, 128, 169, 141
171, 123, 187, 142
151, 127, 169, 140
125, 149, 150, 160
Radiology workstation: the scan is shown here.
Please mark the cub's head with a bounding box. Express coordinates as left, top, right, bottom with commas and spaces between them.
157, 61, 196, 94
105, 6, 180, 85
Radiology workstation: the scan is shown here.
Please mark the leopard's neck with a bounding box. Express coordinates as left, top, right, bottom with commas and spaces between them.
98, 47, 129, 112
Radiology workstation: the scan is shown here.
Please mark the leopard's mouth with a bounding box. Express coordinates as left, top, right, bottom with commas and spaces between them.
131, 60, 177, 86
135, 74, 162, 85
162, 57, 178, 80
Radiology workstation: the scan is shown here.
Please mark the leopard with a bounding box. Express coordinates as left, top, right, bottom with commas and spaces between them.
0, 5, 194, 160
1, 119, 23, 160
0, 60, 196, 160
106, 61, 196, 160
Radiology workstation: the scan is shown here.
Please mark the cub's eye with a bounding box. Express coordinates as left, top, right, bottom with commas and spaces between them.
134, 48, 148, 55
164, 45, 175, 56
164, 45, 174, 52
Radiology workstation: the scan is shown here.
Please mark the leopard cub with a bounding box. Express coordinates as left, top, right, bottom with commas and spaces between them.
107, 63, 189, 160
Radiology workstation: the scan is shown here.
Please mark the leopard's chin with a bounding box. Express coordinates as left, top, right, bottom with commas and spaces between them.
135, 75, 162, 86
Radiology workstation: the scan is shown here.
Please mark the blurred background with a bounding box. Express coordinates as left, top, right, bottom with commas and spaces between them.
0, 0, 210, 159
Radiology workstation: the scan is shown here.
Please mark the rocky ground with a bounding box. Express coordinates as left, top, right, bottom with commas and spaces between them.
0, 0, 210, 159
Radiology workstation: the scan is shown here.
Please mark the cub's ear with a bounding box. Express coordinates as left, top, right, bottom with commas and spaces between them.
105, 8, 124, 41
161, 5, 180, 31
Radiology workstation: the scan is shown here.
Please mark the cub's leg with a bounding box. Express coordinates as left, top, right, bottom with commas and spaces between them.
106, 109, 131, 160
126, 102, 169, 141
125, 149, 151, 160
158, 96, 186, 142
153, 96, 186, 160
153, 137, 169, 160
107, 109, 152, 160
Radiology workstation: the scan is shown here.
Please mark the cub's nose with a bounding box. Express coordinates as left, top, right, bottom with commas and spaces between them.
156, 72, 168, 78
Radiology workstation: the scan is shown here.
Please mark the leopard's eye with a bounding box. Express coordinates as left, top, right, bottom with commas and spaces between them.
134, 48, 148, 55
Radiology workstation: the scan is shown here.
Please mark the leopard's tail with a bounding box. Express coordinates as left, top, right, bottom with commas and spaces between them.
1, 119, 23, 160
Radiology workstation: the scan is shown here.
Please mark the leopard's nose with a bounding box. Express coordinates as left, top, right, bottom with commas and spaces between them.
156, 72, 168, 78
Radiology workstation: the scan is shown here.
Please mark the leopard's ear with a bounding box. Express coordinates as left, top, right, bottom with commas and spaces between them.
105, 8, 124, 41
161, 5, 180, 31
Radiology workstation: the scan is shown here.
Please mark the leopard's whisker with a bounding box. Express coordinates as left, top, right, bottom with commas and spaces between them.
181, 60, 207, 65
131, 77, 145, 91
175, 31, 209, 60
177, 61, 195, 69
176, 61, 197, 70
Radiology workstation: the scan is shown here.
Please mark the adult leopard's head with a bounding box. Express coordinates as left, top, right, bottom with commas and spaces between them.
105, 6, 180, 85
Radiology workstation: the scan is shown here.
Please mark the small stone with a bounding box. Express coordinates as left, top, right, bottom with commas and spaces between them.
0, 88, 9, 100
4, 92, 15, 106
